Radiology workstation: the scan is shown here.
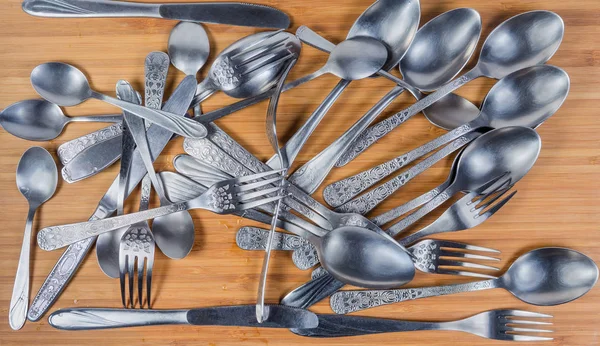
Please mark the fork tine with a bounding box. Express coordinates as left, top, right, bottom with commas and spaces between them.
501, 334, 554, 342
229, 31, 285, 58
137, 257, 145, 309
478, 191, 518, 220
235, 176, 283, 192
434, 268, 498, 279
147, 255, 154, 309
502, 310, 553, 318
239, 48, 292, 75
119, 255, 127, 308
506, 319, 553, 325
462, 191, 481, 206
475, 186, 514, 211
438, 259, 500, 271
128, 256, 135, 308
239, 195, 285, 211
238, 186, 282, 202
235, 169, 285, 184
505, 327, 554, 333
477, 171, 510, 194
438, 249, 500, 261
243, 53, 296, 80
235, 39, 289, 68
434, 240, 501, 253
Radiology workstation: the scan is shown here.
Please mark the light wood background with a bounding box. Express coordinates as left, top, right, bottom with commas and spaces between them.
1, 0, 599, 345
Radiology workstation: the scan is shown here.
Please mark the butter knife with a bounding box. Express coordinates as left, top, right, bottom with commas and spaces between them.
22, 0, 290, 29
48, 305, 318, 330
27, 76, 197, 322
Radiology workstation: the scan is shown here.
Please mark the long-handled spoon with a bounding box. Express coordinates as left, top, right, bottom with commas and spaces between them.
0, 99, 121, 141
324, 65, 570, 209
30, 62, 207, 138
331, 247, 599, 314
338, 10, 565, 165
9, 147, 57, 330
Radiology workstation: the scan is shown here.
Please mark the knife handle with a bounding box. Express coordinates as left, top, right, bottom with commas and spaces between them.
49, 308, 187, 330
22, 0, 160, 18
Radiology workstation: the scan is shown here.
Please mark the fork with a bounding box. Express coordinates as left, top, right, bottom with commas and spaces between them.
37, 170, 286, 251
292, 310, 553, 341
119, 174, 155, 309
237, 227, 500, 276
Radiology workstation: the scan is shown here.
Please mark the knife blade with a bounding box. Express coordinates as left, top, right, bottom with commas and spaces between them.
27, 76, 197, 322
22, 0, 290, 29
48, 305, 318, 330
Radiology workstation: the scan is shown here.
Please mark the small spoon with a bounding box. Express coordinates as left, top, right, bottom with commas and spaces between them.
0, 99, 121, 141
30, 62, 207, 138
9, 147, 57, 330
339, 10, 565, 165
168, 21, 209, 118
331, 247, 599, 314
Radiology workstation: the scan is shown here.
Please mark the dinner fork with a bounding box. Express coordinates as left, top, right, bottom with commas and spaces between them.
292, 309, 553, 341
37, 170, 286, 251
237, 227, 500, 276
119, 174, 154, 309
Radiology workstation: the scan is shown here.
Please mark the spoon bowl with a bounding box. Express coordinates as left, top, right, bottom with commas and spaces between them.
424, 93, 481, 130
17, 146, 58, 207
31, 62, 91, 107
1, 100, 66, 141
152, 212, 196, 259
327, 37, 388, 80
168, 22, 210, 77
502, 247, 598, 305
478, 11, 564, 79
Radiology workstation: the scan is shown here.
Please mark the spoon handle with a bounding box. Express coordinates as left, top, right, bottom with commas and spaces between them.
190, 78, 218, 107
267, 79, 351, 169
330, 279, 498, 314
9, 207, 36, 330
22, 0, 159, 18
335, 68, 482, 167
296, 26, 336, 53
288, 86, 404, 194
57, 123, 122, 165
69, 114, 122, 123
236, 226, 309, 251
92, 91, 207, 139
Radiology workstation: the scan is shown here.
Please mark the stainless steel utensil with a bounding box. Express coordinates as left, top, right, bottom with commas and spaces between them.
37, 170, 285, 250
22, 0, 291, 29
331, 247, 599, 314
292, 309, 553, 341
0, 99, 121, 141
339, 11, 564, 164
30, 62, 207, 138
47, 305, 319, 331
9, 147, 57, 330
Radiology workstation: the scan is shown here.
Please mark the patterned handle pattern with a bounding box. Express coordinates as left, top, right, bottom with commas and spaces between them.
334, 69, 480, 166
57, 123, 122, 165
22, 0, 158, 17
330, 279, 497, 314
37, 203, 187, 251
236, 227, 308, 251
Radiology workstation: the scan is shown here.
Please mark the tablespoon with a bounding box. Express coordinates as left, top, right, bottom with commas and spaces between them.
0, 99, 121, 141
168, 21, 209, 118
331, 247, 599, 314
325, 65, 569, 209
30, 62, 207, 138
9, 147, 57, 330
339, 11, 565, 164
266, 0, 420, 169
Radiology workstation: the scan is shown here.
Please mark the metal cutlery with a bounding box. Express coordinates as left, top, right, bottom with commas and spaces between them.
21, 0, 291, 29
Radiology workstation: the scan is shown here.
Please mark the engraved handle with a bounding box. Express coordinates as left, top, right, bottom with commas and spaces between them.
281, 273, 346, 309
48, 308, 186, 330
93, 93, 207, 139
57, 123, 122, 165
335, 138, 470, 216
295, 25, 336, 53
326, 127, 475, 207
22, 0, 159, 18
289, 86, 404, 194
236, 227, 308, 251
37, 203, 188, 251
267, 79, 352, 169
330, 279, 497, 314
69, 114, 122, 123
9, 208, 36, 330
335, 68, 481, 166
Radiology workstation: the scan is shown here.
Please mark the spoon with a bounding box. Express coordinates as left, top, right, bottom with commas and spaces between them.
267, 0, 420, 169
331, 247, 599, 314
386, 126, 541, 237
0, 99, 121, 141
324, 65, 569, 209
9, 147, 57, 330
339, 10, 565, 165
190, 31, 301, 107
30, 62, 207, 138
168, 21, 209, 118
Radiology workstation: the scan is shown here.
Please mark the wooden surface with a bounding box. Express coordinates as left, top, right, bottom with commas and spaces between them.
0, 0, 599, 344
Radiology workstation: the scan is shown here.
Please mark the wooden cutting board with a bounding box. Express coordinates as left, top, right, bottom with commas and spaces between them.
0, 0, 598, 344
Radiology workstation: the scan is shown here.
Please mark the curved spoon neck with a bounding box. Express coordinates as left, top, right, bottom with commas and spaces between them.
284, 67, 328, 91
192, 78, 217, 106
70, 114, 123, 123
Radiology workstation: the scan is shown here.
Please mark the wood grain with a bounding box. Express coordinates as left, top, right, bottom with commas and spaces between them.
1, 0, 599, 344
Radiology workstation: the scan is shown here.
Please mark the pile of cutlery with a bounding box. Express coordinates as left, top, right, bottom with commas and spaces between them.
1, 0, 596, 342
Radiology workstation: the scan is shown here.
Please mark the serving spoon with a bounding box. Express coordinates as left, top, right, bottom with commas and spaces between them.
9, 147, 57, 330
331, 247, 599, 314
339, 10, 565, 165
0, 99, 121, 141
30, 62, 207, 138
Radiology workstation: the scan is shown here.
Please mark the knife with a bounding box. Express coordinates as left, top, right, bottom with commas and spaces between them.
22, 0, 290, 29
48, 305, 318, 330
26, 76, 198, 322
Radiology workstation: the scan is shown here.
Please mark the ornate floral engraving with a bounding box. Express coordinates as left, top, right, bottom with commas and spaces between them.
310, 266, 328, 280
211, 57, 240, 89
57, 123, 123, 165
145, 52, 169, 110
206, 184, 236, 213
236, 227, 307, 251
122, 228, 153, 254
292, 245, 320, 270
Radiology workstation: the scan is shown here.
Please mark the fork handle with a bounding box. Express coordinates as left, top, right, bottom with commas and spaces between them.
330, 279, 498, 314
37, 203, 189, 251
